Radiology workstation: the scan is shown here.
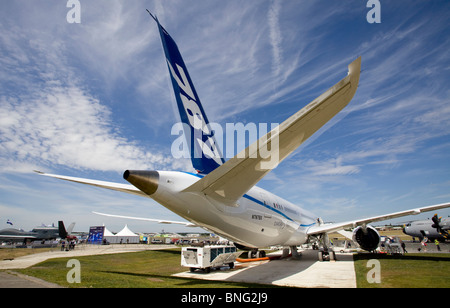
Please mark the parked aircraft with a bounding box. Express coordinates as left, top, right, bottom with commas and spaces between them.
403, 216, 450, 241
0, 221, 76, 243
36, 11, 450, 261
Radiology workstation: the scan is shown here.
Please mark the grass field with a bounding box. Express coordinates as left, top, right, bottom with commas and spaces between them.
15, 249, 274, 288
7, 248, 450, 288
354, 253, 450, 288
0, 247, 54, 260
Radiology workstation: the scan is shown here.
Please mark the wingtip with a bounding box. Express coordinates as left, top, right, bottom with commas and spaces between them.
348, 56, 362, 75
146, 9, 158, 22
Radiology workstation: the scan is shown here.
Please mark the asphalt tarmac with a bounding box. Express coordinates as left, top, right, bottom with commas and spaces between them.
0, 270, 63, 288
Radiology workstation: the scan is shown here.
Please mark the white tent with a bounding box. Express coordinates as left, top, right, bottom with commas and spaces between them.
103, 226, 118, 244
114, 225, 140, 244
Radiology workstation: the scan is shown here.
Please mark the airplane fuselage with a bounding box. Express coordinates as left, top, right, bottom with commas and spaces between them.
0, 227, 59, 243
403, 218, 450, 241
148, 171, 317, 248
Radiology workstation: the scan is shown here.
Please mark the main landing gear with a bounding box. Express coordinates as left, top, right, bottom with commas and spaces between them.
248, 247, 300, 260
247, 249, 266, 259
314, 233, 336, 262
318, 248, 336, 262
310, 218, 336, 262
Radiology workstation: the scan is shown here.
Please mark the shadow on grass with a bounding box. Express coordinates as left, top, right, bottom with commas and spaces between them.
100, 270, 280, 288
353, 253, 450, 262
152, 249, 183, 255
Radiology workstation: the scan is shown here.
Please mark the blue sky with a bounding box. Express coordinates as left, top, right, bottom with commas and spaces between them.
0, 0, 449, 233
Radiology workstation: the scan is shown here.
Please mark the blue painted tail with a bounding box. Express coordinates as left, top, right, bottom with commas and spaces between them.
148, 11, 224, 174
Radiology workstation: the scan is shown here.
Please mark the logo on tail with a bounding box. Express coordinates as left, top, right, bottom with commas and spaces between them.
150, 12, 224, 174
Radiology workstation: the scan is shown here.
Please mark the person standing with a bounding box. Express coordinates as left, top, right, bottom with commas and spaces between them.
434, 239, 441, 251
420, 237, 428, 252
401, 241, 407, 253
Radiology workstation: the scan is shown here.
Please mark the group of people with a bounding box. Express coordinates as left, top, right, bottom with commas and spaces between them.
60, 239, 76, 251
418, 237, 441, 252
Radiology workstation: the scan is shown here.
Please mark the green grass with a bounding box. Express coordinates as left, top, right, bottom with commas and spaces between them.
15, 249, 274, 288
354, 253, 450, 288
9, 248, 450, 288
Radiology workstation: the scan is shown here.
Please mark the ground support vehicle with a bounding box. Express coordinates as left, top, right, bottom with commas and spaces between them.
181, 245, 241, 273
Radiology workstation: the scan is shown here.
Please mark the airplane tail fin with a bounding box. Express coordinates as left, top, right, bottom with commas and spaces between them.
148, 11, 224, 174
58, 221, 75, 239
58, 221, 67, 239
67, 222, 76, 235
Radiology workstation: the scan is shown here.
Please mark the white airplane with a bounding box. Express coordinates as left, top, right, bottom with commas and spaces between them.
36, 11, 450, 261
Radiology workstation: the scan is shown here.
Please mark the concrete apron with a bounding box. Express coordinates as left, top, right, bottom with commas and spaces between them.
173, 249, 357, 288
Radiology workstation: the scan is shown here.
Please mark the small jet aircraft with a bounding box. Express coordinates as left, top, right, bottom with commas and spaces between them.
36, 11, 450, 261
0, 221, 76, 243
403, 215, 450, 241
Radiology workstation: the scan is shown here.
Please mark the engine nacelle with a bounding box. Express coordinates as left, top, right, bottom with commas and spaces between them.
352, 225, 380, 251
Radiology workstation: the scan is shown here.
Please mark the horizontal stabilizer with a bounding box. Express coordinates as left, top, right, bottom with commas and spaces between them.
183, 57, 361, 206
34, 171, 148, 198
93, 211, 198, 227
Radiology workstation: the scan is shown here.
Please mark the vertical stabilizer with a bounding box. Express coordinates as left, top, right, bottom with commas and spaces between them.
58, 221, 67, 239
147, 11, 224, 174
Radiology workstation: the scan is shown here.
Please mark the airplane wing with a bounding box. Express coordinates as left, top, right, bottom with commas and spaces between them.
35, 172, 198, 227
92, 211, 198, 227
0, 235, 37, 240
34, 171, 148, 198
306, 201, 450, 235
183, 57, 361, 206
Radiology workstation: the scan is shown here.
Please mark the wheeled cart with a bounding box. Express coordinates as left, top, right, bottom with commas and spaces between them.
181, 245, 241, 273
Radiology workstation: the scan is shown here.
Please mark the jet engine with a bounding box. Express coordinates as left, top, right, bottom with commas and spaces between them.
352, 225, 380, 251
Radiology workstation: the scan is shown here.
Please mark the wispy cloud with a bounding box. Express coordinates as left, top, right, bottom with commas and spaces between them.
0, 21, 171, 174
0, 87, 170, 173
1, 1, 449, 230
268, 0, 283, 79
303, 157, 361, 176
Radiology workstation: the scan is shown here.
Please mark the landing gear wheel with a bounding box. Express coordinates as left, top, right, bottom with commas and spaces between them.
248, 249, 265, 259
314, 230, 337, 262
318, 250, 335, 261
330, 251, 336, 261
256, 250, 266, 258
